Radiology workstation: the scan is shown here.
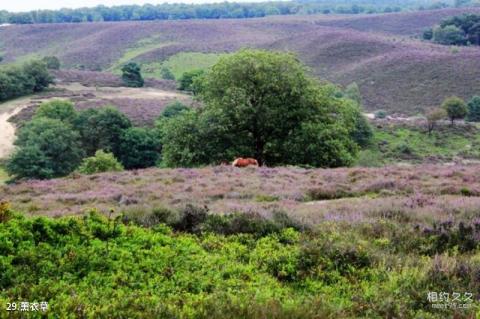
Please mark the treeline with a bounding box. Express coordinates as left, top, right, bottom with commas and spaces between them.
0, 0, 465, 24
423, 13, 480, 45
0, 60, 53, 102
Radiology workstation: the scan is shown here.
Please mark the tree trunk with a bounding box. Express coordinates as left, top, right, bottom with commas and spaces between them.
255, 137, 264, 166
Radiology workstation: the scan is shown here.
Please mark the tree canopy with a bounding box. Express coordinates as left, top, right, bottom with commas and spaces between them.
425, 14, 480, 46
121, 62, 144, 88
0, 60, 53, 103
442, 96, 467, 125
7, 118, 84, 179
118, 127, 162, 169
73, 107, 132, 157
161, 49, 361, 167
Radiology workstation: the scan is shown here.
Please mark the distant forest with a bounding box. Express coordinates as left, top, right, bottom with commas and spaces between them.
0, 0, 478, 24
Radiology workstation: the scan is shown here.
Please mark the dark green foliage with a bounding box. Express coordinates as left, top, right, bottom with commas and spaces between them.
427, 14, 480, 46
0, 60, 53, 102
178, 69, 204, 92
77, 150, 124, 174
433, 25, 466, 45
344, 82, 362, 105
34, 99, 77, 124
117, 127, 162, 169
160, 67, 175, 80
159, 110, 217, 167
466, 96, 480, 122
350, 109, 373, 147
423, 220, 480, 254
162, 50, 359, 167
73, 107, 132, 156
5, 145, 54, 180
422, 28, 433, 40
124, 205, 304, 237
121, 62, 144, 87
442, 96, 467, 125
7, 118, 84, 179
282, 122, 357, 167
41, 56, 61, 70
160, 101, 189, 119
22, 60, 54, 92
374, 110, 387, 119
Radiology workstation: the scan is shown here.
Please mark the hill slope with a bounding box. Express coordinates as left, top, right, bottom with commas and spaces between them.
1, 8, 479, 114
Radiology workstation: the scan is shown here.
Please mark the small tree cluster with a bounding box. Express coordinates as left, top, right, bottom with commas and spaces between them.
424, 14, 480, 46
0, 60, 53, 102
121, 62, 144, 88
7, 100, 161, 180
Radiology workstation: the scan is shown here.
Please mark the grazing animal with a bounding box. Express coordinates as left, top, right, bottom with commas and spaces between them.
232, 157, 259, 167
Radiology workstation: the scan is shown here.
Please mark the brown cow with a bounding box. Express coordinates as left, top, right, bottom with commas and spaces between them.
232, 157, 259, 167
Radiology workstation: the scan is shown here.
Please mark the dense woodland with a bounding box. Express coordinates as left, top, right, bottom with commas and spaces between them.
1, 0, 478, 24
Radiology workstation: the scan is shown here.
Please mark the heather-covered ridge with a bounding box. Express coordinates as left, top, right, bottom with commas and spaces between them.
313, 7, 480, 35
1, 8, 479, 114
3, 164, 480, 226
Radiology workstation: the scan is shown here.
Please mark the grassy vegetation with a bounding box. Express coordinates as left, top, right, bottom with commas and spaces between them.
0, 203, 479, 318
108, 36, 174, 73
0, 166, 8, 184
142, 52, 226, 80
356, 123, 480, 166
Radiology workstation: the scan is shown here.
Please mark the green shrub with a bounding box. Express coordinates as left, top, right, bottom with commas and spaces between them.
121, 62, 144, 87
41, 56, 61, 70
466, 96, 480, 122
374, 110, 387, 119
178, 69, 204, 92
34, 99, 77, 124
77, 150, 124, 174
160, 67, 175, 80
159, 101, 189, 119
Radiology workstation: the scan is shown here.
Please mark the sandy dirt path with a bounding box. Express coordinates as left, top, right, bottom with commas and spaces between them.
0, 97, 32, 159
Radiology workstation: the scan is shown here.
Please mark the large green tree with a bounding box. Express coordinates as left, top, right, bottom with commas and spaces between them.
7, 118, 84, 179
161, 49, 359, 167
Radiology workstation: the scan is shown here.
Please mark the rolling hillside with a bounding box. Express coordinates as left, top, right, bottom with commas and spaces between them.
1, 8, 479, 114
